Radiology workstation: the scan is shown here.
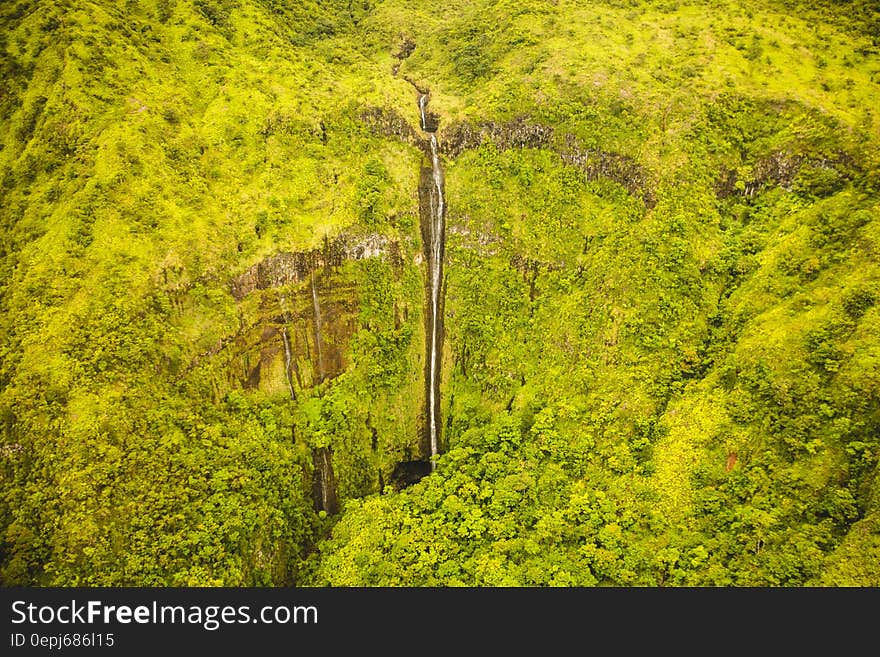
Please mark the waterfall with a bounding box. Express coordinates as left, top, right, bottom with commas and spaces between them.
418, 93, 445, 470
279, 296, 303, 394
280, 326, 296, 401
310, 271, 326, 384
419, 93, 429, 131
311, 446, 338, 515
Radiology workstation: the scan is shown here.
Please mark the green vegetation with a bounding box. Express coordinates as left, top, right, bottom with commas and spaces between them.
1, 0, 878, 586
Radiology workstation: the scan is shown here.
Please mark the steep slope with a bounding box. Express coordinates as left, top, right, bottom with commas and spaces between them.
310, 0, 880, 585
0, 0, 428, 585
1, 0, 878, 586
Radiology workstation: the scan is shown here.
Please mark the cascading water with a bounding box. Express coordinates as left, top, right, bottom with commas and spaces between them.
310, 271, 326, 384
419, 93, 429, 130
280, 326, 296, 401
418, 93, 445, 470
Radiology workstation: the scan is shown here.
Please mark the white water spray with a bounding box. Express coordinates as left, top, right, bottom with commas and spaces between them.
419, 93, 444, 469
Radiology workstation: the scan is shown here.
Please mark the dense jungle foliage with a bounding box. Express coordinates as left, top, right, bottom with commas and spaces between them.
1, 0, 878, 585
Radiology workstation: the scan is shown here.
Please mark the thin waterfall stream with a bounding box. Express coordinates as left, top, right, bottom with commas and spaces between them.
280, 326, 296, 401
310, 271, 326, 384
418, 92, 445, 470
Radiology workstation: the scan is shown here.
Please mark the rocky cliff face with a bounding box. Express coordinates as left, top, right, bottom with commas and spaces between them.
362, 108, 655, 206
441, 117, 554, 156
715, 150, 859, 199
444, 119, 653, 206
230, 233, 392, 301
236, 281, 359, 394
217, 230, 409, 399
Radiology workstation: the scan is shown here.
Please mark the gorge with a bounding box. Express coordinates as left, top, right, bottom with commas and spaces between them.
0, 0, 878, 588
418, 92, 446, 470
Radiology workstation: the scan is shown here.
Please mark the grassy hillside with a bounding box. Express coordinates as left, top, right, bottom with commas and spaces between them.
1, 0, 878, 585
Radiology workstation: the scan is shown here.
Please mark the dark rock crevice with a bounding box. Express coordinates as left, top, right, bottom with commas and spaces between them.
390, 459, 432, 490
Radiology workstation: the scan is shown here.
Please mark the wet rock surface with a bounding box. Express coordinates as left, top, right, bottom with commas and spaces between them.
441, 117, 554, 156
359, 106, 425, 150
442, 119, 653, 204
715, 150, 859, 198
362, 108, 654, 205
390, 459, 433, 490
238, 286, 358, 393
558, 134, 654, 207
230, 232, 391, 300
222, 231, 384, 395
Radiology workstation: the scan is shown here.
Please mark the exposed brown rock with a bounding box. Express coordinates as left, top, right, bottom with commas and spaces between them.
359, 108, 654, 205
726, 452, 738, 472
358, 106, 425, 150
230, 232, 390, 301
